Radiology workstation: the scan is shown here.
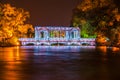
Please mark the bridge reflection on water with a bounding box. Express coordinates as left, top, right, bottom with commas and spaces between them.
0, 46, 120, 80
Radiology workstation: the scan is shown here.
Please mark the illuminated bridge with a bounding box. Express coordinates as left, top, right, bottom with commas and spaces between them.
19, 26, 95, 46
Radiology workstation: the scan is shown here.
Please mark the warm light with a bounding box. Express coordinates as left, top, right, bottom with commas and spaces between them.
16, 42, 20, 46
1, 47, 21, 80
112, 47, 120, 52
96, 46, 107, 53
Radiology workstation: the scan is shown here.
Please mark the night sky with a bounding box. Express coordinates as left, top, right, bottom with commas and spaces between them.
0, 0, 80, 26
0, 0, 120, 27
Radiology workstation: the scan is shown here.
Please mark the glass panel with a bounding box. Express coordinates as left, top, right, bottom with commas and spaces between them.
40, 32, 44, 38
49, 30, 66, 38
54, 31, 58, 37
60, 30, 65, 38
71, 32, 74, 38
50, 31, 54, 38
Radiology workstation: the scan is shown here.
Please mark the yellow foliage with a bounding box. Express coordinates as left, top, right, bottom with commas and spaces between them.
18, 24, 34, 34
77, 0, 93, 11
108, 21, 113, 26
3, 4, 16, 16
112, 8, 118, 14
9, 36, 19, 45
77, 0, 112, 12
115, 14, 120, 22
80, 19, 86, 25
99, 21, 106, 26
0, 3, 33, 39
96, 34, 107, 44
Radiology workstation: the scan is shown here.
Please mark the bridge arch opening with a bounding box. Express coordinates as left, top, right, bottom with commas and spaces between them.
26, 43, 35, 46
50, 42, 68, 46
40, 43, 49, 46
81, 42, 91, 46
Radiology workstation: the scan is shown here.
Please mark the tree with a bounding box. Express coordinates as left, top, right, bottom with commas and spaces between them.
0, 3, 34, 46
71, 0, 120, 46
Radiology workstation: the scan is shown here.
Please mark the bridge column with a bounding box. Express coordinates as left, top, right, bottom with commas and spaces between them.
74, 31, 79, 39
76, 31, 80, 39
35, 27, 39, 41
65, 31, 69, 41
46, 31, 49, 40
43, 31, 49, 42
73, 31, 76, 39
69, 31, 72, 40
65, 31, 70, 45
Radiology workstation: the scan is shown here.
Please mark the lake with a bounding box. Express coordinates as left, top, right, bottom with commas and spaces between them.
0, 46, 120, 80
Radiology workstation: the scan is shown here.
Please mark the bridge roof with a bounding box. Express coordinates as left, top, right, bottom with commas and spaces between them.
35, 26, 80, 31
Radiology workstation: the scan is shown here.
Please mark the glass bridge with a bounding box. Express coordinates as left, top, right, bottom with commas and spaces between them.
19, 26, 95, 46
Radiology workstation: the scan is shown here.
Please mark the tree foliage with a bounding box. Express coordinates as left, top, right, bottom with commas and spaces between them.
0, 3, 34, 46
71, 0, 120, 46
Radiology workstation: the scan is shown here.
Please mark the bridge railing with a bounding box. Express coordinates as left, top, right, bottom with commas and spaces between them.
19, 38, 96, 46
19, 38, 95, 42
19, 38, 35, 41
49, 38, 68, 41
80, 38, 95, 41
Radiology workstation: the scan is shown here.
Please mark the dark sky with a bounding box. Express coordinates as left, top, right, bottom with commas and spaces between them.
0, 0, 119, 26
0, 0, 80, 26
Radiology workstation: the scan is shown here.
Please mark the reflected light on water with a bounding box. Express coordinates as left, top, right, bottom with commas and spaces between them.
96, 46, 108, 61
96, 46, 107, 53
112, 47, 120, 52
0, 46, 120, 80
0, 47, 22, 80
1, 47, 21, 62
16, 46, 21, 61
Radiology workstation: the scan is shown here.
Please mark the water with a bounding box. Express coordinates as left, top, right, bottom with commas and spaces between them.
0, 46, 120, 80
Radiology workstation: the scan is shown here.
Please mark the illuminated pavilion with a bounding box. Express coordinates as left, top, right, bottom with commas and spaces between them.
35, 26, 80, 41
19, 26, 95, 46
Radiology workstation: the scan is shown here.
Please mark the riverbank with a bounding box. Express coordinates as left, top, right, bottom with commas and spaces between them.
0, 43, 19, 47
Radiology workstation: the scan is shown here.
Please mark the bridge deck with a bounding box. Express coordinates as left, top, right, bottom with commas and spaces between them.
19, 26, 95, 46
19, 38, 95, 46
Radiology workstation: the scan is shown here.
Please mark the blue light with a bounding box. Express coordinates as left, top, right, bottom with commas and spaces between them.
19, 26, 95, 46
